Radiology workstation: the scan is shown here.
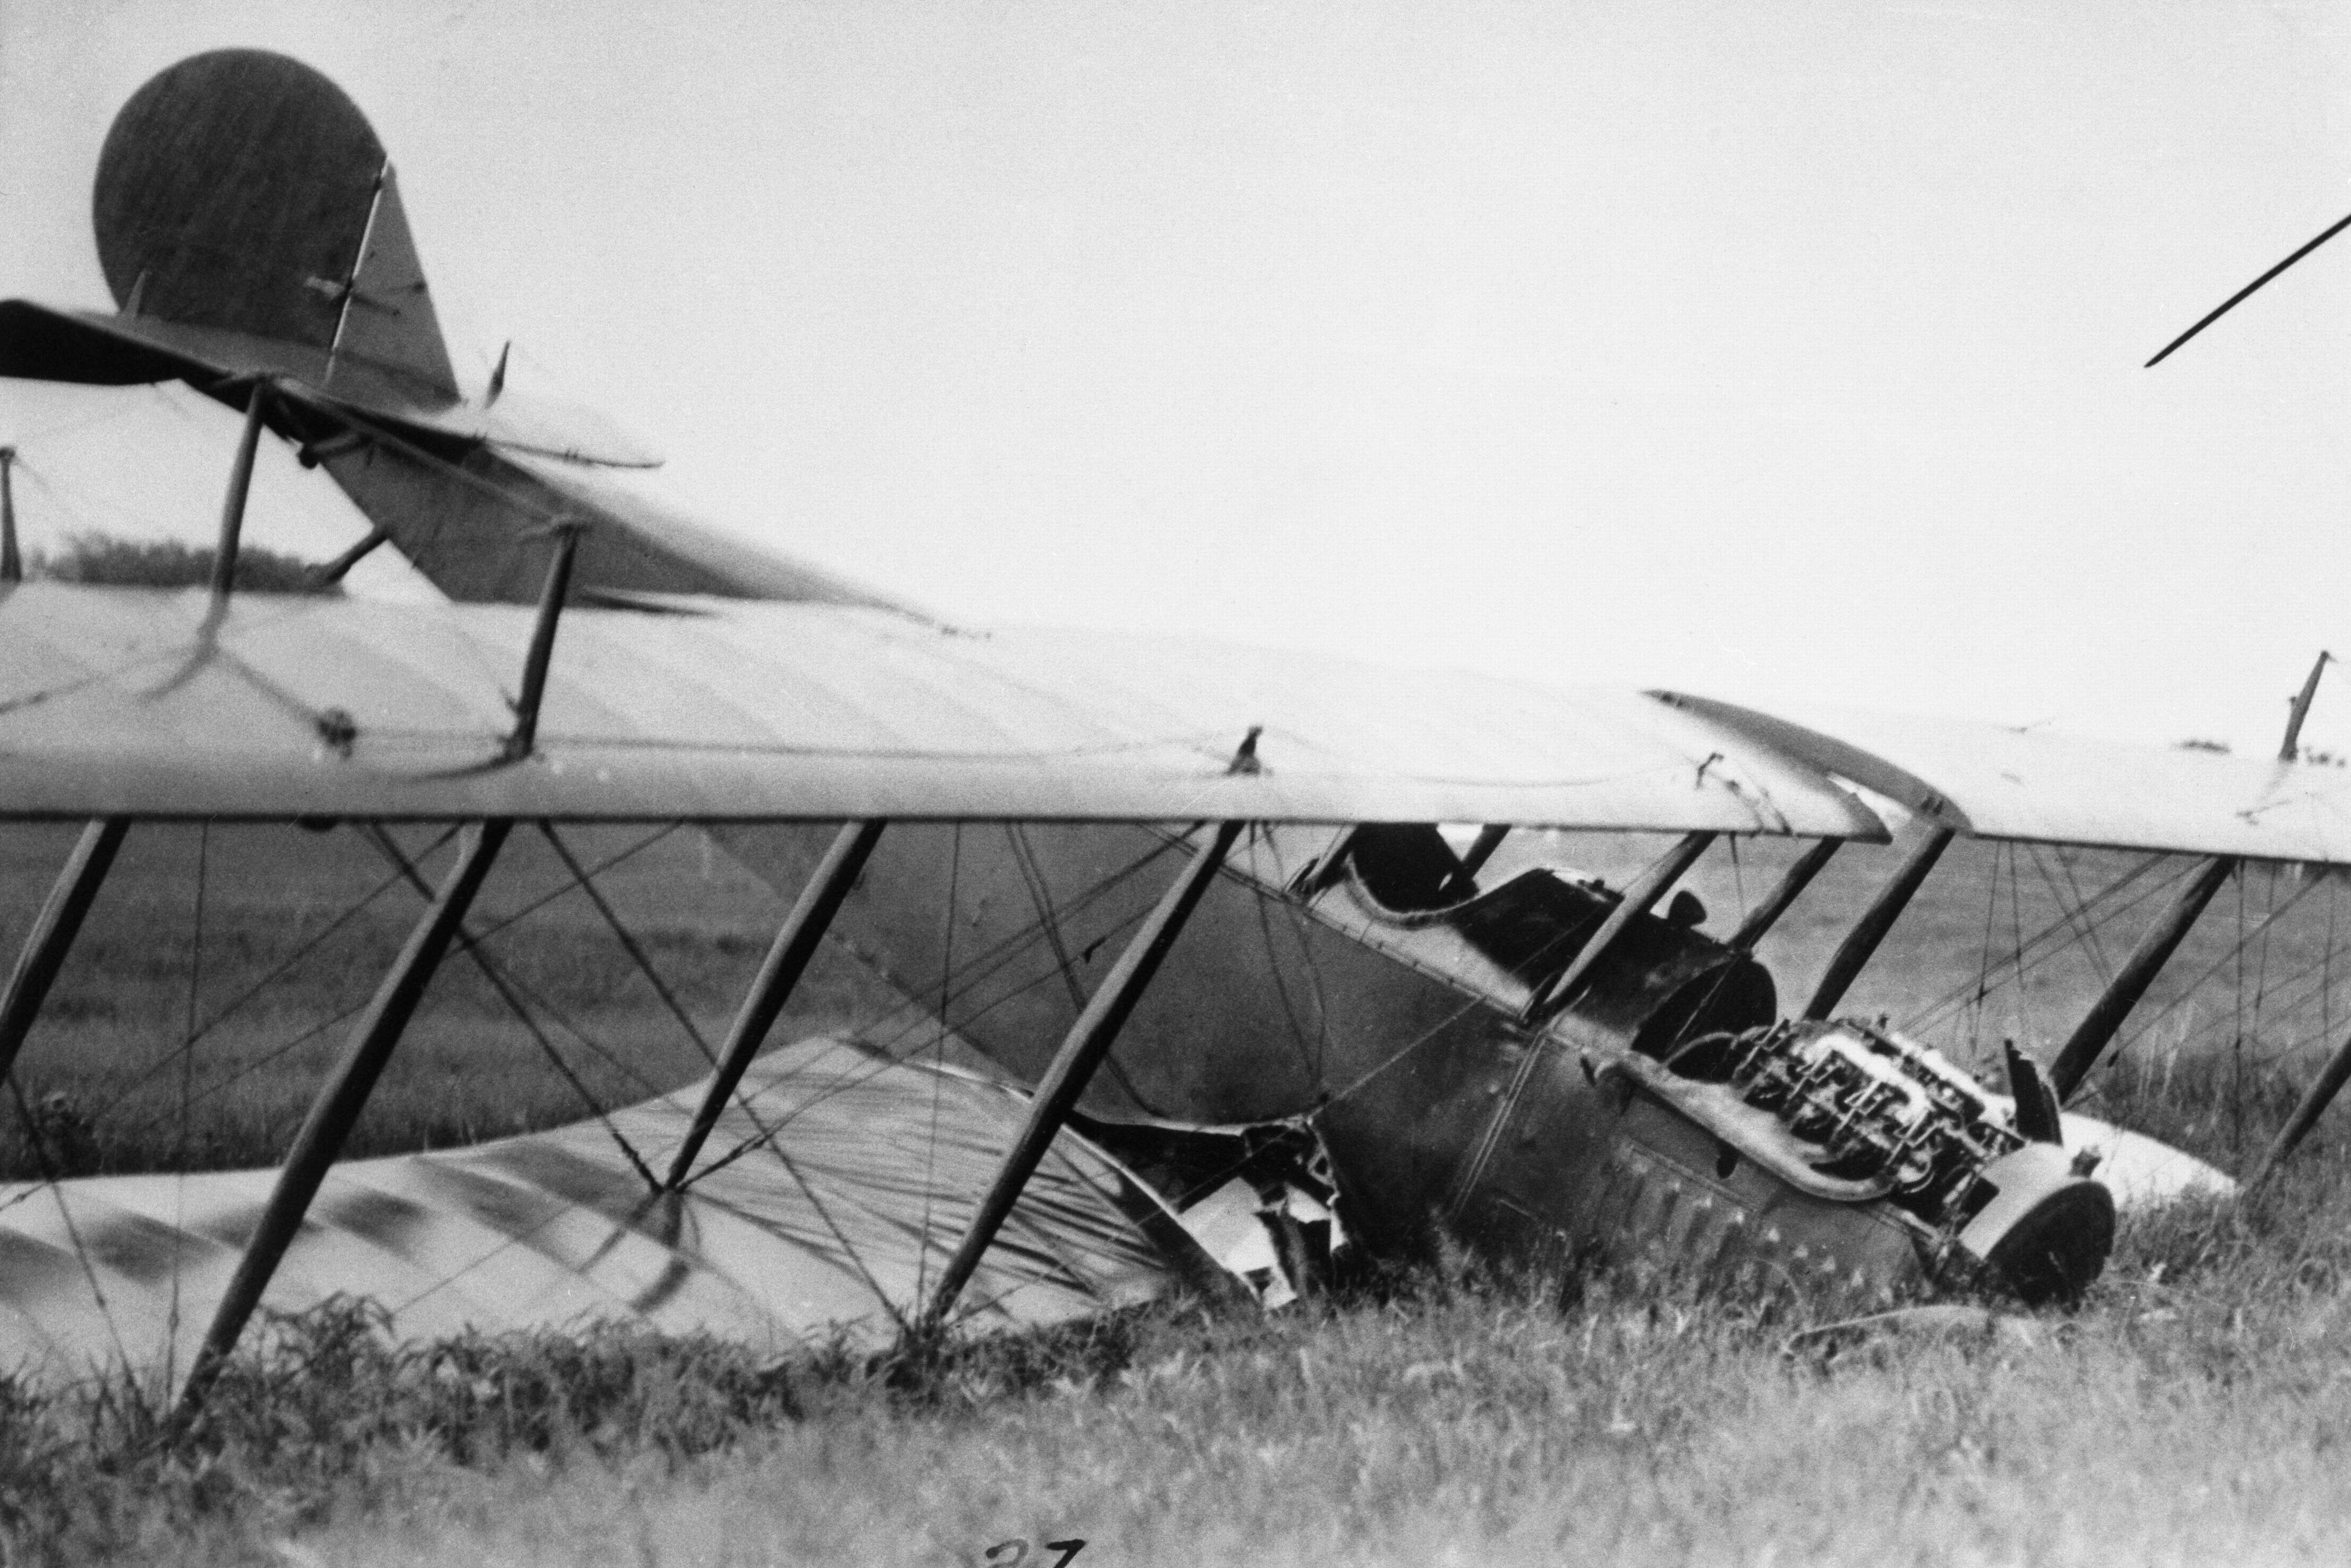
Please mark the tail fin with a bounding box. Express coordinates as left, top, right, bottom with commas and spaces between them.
94, 49, 458, 401
1, 51, 912, 611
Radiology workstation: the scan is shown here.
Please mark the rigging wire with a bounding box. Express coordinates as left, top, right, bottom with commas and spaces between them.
1728, 836, 1747, 930
1969, 838, 2003, 1063
1006, 825, 1090, 1018
81, 832, 458, 1122
912, 825, 962, 1307
537, 823, 719, 1069
2233, 867, 2249, 1157
2006, 842, 2035, 1048
2108, 912, 2351, 1074
1899, 853, 2178, 1039
362, 826, 665, 1190
5, 1079, 136, 1386
2034, 842, 2115, 986
167, 823, 209, 1389
1248, 827, 1332, 1095
2326, 872, 2339, 1070
2112, 869, 2323, 1055
2251, 864, 2281, 1067
690, 833, 1190, 1171
999, 823, 1153, 1112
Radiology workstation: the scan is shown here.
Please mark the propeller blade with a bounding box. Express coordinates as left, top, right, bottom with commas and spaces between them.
2147, 208, 2351, 367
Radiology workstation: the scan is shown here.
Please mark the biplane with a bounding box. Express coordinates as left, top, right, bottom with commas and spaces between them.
0, 51, 2332, 1417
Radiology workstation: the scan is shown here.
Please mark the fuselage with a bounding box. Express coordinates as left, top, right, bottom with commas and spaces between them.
711, 818, 1958, 1301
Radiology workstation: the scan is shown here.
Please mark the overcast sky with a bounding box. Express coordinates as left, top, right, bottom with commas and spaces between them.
3, 2, 2348, 753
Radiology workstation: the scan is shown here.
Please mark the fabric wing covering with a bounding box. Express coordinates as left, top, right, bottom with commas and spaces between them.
0, 583, 1882, 837
0, 1040, 1183, 1390
1656, 693, 2351, 864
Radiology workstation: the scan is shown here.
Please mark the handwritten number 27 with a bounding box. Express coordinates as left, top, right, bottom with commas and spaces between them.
983, 1540, 1085, 1567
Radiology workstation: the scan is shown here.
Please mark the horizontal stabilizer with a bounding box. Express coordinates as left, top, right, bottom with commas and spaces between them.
0, 299, 662, 468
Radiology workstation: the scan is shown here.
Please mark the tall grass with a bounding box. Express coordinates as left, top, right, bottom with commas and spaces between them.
6, 1053, 2351, 1566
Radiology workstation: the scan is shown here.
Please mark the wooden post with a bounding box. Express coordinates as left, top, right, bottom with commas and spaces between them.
919, 821, 1242, 1332
0, 819, 129, 1081
1802, 826, 1953, 1020
175, 820, 511, 1425
664, 821, 885, 1189
209, 382, 271, 600
1728, 837, 1842, 952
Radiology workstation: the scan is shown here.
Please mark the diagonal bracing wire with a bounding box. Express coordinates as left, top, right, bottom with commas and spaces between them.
535, 823, 719, 1068
361, 826, 661, 1193
167, 824, 209, 1390
683, 832, 1194, 1181
88, 824, 681, 1133
80, 832, 455, 1125
2106, 869, 2325, 1058
1899, 852, 2177, 1039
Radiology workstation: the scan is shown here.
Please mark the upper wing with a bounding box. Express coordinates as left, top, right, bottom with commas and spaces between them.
0, 582, 1884, 836
1658, 692, 2351, 864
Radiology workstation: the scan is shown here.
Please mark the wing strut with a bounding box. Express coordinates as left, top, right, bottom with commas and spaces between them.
208, 381, 271, 600
2252, 1031, 2351, 1184
1439, 824, 1512, 900
664, 821, 887, 1189
0, 819, 130, 1082
1803, 827, 1954, 1020
1526, 832, 1717, 1023
2046, 856, 2234, 1102
503, 522, 584, 762
1, 447, 20, 584
918, 819, 1243, 1333
2049, 652, 2327, 1103
1728, 838, 1842, 952
174, 819, 511, 1427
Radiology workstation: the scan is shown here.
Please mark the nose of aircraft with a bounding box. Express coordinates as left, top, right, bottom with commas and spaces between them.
1954, 1143, 2117, 1304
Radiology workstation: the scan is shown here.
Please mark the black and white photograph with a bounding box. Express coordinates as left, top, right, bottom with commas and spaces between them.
1, 3, 2348, 1563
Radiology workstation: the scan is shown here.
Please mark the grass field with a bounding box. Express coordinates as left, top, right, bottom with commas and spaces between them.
0, 822, 912, 1179
5, 822, 2351, 1565
12, 1094, 2351, 1568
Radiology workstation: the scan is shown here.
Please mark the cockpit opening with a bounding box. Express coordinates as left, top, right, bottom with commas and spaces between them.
1339, 823, 1482, 914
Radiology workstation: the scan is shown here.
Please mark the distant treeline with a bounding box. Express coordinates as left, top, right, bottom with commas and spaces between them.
33, 532, 341, 595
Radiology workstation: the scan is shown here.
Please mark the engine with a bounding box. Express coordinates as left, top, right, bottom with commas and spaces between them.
1660, 1018, 2115, 1300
